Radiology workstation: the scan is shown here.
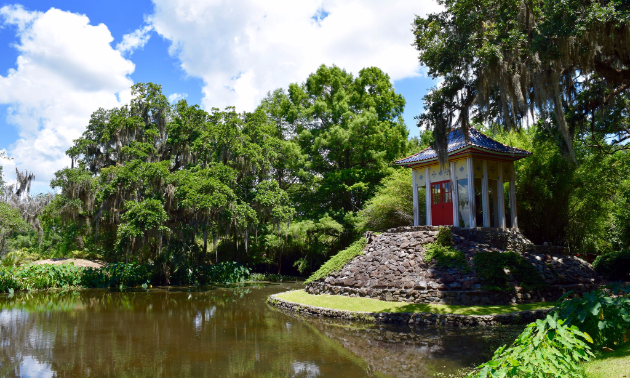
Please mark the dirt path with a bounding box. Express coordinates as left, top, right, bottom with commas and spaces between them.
32, 258, 106, 268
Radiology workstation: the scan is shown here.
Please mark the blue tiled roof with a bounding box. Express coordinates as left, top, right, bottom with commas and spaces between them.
395, 127, 531, 166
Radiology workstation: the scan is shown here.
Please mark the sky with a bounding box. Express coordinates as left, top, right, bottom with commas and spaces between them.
0, 0, 441, 194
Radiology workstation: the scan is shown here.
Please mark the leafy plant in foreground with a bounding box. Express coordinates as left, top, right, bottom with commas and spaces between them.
470, 313, 594, 378
554, 283, 630, 349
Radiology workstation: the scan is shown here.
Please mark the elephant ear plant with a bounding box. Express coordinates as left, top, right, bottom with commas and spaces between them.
554, 283, 630, 350
472, 313, 594, 378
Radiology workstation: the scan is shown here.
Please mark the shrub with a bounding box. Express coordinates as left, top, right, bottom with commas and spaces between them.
593, 249, 630, 280
470, 313, 594, 378
305, 238, 367, 284
423, 227, 469, 271
554, 283, 630, 349
0, 260, 254, 293
473, 251, 546, 291
0, 264, 84, 291
435, 226, 453, 247
249, 273, 297, 282
195, 261, 251, 284
424, 243, 470, 272
1, 248, 40, 267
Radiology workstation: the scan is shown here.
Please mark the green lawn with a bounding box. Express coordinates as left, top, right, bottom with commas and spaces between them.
275, 290, 553, 316
584, 343, 630, 378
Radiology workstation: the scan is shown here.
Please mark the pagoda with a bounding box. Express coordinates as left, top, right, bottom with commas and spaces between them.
394, 127, 532, 229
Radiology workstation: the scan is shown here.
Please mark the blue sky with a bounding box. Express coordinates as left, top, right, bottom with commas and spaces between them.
0, 0, 439, 193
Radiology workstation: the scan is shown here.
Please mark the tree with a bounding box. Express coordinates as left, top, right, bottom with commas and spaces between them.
260, 65, 409, 221
0, 202, 29, 254
53, 83, 296, 273
493, 125, 628, 253
413, 0, 630, 161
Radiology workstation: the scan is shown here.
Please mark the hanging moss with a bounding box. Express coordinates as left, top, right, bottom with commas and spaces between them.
473, 251, 546, 292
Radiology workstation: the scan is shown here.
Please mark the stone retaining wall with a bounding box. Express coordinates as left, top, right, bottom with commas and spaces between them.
305, 281, 601, 305
268, 292, 552, 327
305, 226, 600, 305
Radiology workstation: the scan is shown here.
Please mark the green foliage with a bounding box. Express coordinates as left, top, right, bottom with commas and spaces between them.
355, 168, 418, 232
0, 202, 29, 253
470, 313, 594, 378
414, 0, 630, 158
554, 284, 630, 349
171, 261, 251, 285
593, 250, 630, 281
435, 226, 453, 247
0, 264, 85, 291
260, 64, 408, 221
82, 263, 153, 289
0, 260, 252, 292
304, 238, 366, 284
470, 286, 630, 378
0, 248, 40, 267
424, 244, 470, 272
248, 272, 298, 282
473, 251, 546, 291
493, 126, 628, 253
423, 227, 469, 272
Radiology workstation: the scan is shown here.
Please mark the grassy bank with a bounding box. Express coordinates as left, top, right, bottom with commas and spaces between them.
584, 343, 630, 378
276, 290, 553, 315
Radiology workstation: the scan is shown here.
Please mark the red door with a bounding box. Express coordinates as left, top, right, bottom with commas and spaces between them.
431, 180, 453, 226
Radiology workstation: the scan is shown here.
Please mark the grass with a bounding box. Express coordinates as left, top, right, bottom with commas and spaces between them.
276, 290, 553, 316
304, 238, 366, 284
583, 343, 630, 378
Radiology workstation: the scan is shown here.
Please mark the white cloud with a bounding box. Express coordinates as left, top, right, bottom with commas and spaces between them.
117, 24, 154, 55
149, 0, 442, 111
168, 92, 188, 102
0, 5, 134, 192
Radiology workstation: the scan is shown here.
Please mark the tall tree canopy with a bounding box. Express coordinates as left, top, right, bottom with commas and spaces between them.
260, 65, 408, 220
53, 83, 293, 269
414, 0, 630, 160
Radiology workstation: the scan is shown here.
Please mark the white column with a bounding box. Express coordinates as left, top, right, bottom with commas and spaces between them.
510, 162, 518, 230
412, 170, 419, 226
466, 157, 476, 228
492, 183, 499, 227
497, 162, 506, 229
482, 160, 490, 228
425, 167, 432, 226
450, 162, 459, 227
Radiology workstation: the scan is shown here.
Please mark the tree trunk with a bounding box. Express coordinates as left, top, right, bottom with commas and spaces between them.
203, 229, 208, 261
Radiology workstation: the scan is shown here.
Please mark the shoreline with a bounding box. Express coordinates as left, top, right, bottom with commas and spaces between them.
267, 290, 553, 327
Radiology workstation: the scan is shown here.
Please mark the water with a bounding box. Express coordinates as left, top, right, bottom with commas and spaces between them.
0, 283, 520, 377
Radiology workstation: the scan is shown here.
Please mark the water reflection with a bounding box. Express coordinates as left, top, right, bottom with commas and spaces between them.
299, 317, 521, 378
0, 286, 519, 377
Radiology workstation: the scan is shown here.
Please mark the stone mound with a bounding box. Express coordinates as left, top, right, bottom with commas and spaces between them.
305, 226, 601, 305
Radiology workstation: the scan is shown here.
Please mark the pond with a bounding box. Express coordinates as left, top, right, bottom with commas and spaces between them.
0, 283, 520, 377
